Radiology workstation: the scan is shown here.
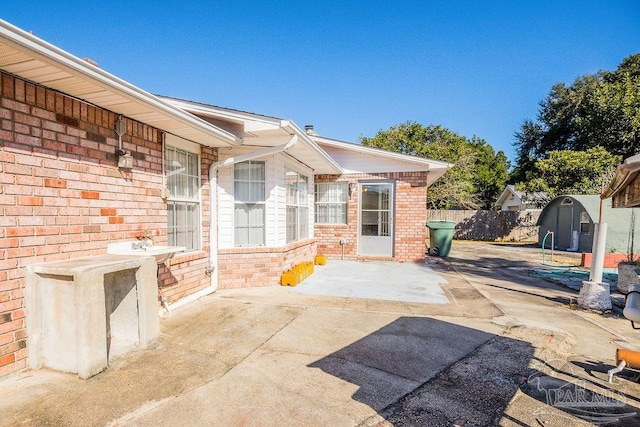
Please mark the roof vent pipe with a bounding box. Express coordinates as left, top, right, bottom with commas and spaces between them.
304, 125, 318, 136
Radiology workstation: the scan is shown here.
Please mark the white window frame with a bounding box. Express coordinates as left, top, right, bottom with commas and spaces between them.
314, 182, 348, 224
166, 143, 202, 252
580, 211, 590, 234
234, 161, 266, 247
286, 168, 309, 243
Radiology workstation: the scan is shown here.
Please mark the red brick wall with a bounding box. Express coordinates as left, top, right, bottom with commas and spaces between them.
217, 238, 317, 288
314, 172, 427, 262
158, 146, 216, 304
0, 72, 215, 377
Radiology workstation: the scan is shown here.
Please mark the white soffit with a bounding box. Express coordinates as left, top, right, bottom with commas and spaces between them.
0, 20, 240, 148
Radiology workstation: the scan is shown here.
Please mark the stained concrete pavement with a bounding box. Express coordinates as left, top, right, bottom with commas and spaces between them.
3, 242, 640, 426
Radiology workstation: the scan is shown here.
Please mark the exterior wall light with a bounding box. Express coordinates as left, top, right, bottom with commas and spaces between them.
349, 182, 357, 197
115, 116, 133, 169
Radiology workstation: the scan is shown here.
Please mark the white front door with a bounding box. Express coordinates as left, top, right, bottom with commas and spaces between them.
358, 182, 394, 256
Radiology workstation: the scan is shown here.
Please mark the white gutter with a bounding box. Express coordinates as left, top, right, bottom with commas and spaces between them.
206, 134, 299, 293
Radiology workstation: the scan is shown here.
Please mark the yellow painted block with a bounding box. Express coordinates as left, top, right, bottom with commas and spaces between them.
315, 255, 326, 265
281, 272, 297, 287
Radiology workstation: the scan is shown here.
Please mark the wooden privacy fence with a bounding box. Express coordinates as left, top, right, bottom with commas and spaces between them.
426, 210, 541, 242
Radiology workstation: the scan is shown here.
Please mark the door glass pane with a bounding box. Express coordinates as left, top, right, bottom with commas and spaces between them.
361, 186, 380, 210
379, 210, 389, 236
361, 210, 379, 236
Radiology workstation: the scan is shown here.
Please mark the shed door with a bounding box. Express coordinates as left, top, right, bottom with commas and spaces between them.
556, 205, 574, 249
358, 183, 394, 256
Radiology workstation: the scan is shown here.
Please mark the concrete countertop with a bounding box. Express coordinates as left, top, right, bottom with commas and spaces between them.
27, 254, 155, 276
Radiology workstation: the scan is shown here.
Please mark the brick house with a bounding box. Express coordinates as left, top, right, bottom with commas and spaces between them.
160, 98, 451, 281
309, 134, 449, 262
0, 20, 449, 378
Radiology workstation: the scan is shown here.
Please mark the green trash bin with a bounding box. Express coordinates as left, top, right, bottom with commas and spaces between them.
426, 220, 456, 257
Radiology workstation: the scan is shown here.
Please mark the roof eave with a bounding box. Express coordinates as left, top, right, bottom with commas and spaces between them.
602, 154, 640, 199
161, 97, 342, 174
0, 19, 240, 147
285, 124, 343, 175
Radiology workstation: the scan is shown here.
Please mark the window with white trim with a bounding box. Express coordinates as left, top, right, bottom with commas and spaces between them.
234, 161, 265, 246
166, 146, 201, 252
580, 211, 590, 234
286, 168, 309, 243
314, 182, 348, 224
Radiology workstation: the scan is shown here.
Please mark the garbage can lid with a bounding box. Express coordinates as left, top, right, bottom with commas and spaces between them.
426, 220, 456, 229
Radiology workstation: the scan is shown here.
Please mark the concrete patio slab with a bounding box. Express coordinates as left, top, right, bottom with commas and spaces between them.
294, 260, 449, 304
4, 243, 640, 426
106, 310, 497, 427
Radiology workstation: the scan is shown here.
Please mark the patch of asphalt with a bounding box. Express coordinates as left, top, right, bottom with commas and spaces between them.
361, 325, 640, 427
360, 328, 536, 427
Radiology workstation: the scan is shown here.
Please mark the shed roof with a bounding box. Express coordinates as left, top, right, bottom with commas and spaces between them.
537, 194, 633, 226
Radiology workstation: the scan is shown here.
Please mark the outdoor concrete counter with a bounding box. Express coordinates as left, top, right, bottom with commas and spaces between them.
26, 254, 159, 379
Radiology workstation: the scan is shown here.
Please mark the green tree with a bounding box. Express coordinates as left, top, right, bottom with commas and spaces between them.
360, 121, 509, 209
513, 53, 640, 180
517, 146, 620, 198
470, 137, 510, 210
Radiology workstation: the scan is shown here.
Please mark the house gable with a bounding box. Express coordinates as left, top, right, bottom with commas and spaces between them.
311, 135, 451, 186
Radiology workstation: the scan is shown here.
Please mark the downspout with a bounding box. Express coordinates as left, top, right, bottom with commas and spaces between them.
207, 134, 299, 292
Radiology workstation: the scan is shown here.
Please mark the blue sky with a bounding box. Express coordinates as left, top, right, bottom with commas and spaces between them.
2, 1, 639, 164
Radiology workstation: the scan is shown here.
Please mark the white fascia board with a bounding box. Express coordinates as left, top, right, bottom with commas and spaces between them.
284, 123, 343, 174
312, 136, 453, 170
0, 20, 240, 147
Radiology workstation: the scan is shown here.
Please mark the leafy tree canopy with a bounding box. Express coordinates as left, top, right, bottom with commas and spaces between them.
360, 121, 509, 210
516, 146, 621, 201
513, 53, 640, 181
